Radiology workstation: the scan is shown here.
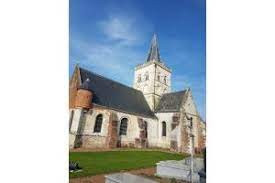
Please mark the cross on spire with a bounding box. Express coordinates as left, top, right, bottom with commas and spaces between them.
146, 33, 161, 62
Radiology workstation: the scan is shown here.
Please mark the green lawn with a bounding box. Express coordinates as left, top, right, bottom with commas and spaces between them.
69, 150, 187, 178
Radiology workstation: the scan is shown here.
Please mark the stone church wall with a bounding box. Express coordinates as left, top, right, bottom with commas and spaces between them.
154, 64, 171, 96
133, 63, 156, 110
133, 63, 155, 92
155, 112, 175, 149
182, 92, 206, 152
80, 108, 110, 148
71, 105, 160, 149
115, 111, 140, 147
144, 117, 159, 147
133, 62, 171, 111
114, 111, 159, 149
69, 94, 205, 152
170, 113, 181, 151
197, 121, 206, 153
68, 107, 111, 149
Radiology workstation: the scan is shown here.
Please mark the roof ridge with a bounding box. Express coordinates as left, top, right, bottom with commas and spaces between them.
179, 90, 188, 109
163, 90, 187, 95
79, 67, 143, 94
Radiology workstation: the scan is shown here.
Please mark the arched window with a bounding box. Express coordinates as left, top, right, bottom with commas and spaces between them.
144, 121, 148, 138
164, 76, 167, 84
157, 75, 160, 81
162, 121, 166, 136
94, 114, 103, 133
119, 118, 128, 135
145, 72, 149, 81
138, 74, 141, 82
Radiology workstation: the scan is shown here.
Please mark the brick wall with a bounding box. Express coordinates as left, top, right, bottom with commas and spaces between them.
69, 66, 81, 109
106, 112, 118, 148
180, 115, 190, 153
74, 89, 92, 109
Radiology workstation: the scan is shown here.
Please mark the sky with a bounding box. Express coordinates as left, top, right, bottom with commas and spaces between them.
70, 0, 206, 120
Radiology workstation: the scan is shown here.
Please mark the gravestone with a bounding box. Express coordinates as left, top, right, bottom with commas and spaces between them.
69, 161, 82, 173
156, 157, 204, 183
198, 148, 206, 183
105, 173, 157, 183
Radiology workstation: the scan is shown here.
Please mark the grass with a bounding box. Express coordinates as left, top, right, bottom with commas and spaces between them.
69, 150, 187, 178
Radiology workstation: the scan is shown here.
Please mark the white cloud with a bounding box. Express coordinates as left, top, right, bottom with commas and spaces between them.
99, 16, 141, 45
70, 37, 145, 85
70, 14, 153, 84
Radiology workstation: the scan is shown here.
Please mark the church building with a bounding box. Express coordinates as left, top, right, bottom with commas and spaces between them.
69, 34, 206, 153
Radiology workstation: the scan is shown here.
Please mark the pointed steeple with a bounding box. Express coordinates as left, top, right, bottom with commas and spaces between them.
146, 33, 161, 62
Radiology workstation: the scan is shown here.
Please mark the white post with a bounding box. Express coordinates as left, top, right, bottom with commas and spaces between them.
69, 108, 83, 148
191, 132, 194, 183
191, 118, 194, 183
186, 114, 194, 183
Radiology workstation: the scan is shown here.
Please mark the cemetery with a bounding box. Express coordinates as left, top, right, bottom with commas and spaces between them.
69, 150, 187, 179
69, 149, 206, 183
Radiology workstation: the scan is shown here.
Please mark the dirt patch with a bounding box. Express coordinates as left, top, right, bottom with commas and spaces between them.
70, 174, 105, 183
70, 147, 185, 155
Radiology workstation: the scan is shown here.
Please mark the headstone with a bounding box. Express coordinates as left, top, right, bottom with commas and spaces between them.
156, 157, 204, 183
198, 148, 206, 183
105, 173, 157, 183
69, 161, 82, 172
198, 170, 206, 183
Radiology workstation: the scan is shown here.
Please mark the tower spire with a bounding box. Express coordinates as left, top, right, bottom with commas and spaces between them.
146, 33, 161, 62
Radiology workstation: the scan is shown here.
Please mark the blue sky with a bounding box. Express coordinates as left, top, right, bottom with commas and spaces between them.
70, 0, 206, 120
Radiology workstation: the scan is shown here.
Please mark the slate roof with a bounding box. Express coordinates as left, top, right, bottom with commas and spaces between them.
78, 78, 91, 91
146, 33, 161, 62
79, 67, 155, 118
155, 90, 187, 113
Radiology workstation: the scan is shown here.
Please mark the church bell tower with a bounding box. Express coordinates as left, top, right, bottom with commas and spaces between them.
133, 34, 172, 111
